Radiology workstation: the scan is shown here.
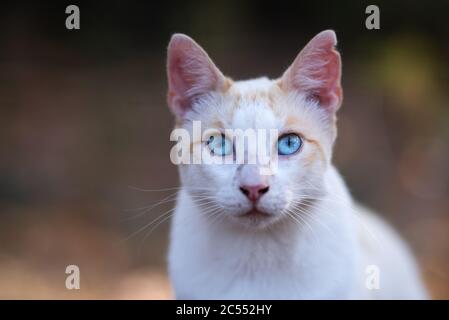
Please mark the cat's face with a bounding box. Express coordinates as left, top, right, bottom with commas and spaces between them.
167, 31, 342, 228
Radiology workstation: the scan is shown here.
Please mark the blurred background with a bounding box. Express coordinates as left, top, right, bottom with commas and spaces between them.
0, 0, 448, 299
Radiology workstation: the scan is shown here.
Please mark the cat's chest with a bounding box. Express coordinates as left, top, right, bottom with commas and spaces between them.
170, 229, 353, 299
174, 254, 353, 299
175, 257, 307, 299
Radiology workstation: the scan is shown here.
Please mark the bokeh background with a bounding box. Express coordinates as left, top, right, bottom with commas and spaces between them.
0, 0, 448, 299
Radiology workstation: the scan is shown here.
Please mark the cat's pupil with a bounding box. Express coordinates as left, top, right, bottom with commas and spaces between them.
278, 133, 302, 155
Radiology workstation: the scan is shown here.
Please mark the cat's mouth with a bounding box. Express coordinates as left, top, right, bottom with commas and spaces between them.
231, 208, 276, 228
239, 209, 271, 218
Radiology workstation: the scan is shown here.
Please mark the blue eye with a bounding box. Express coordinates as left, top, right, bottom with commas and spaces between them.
207, 134, 233, 156
277, 133, 302, 155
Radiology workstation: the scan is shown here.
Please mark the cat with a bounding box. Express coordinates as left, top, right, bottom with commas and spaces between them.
165, 30, 428, 299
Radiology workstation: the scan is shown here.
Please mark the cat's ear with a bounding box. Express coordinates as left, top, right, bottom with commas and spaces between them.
279, 30, 343, 113
167, 34, 227, 118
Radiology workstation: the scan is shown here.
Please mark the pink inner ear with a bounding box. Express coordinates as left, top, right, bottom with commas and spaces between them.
283, 30, 343, 112
304, 48, 342, 110
167, 54, 207, 112
167, 34, 223, 117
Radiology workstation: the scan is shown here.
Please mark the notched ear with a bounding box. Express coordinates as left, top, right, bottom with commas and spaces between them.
166, 34, 227, 118
280, 30, 343, 113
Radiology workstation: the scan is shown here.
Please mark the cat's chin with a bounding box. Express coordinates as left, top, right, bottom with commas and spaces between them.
229, 209, 279, 229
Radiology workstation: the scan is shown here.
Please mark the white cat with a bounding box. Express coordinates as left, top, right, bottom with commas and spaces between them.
166, 30, 428, 299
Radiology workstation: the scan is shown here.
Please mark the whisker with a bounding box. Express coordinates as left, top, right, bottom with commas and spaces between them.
120, 207, 176, 243
290, 202, 333, 235
293, 196, 382, 248
128, 185, 211, 192
121, 193, 179, 221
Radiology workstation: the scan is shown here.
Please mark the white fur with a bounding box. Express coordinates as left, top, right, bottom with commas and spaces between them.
169, 164, 427, 299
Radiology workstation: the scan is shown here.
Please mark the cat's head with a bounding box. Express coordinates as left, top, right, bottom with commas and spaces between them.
166, 30, 342, 228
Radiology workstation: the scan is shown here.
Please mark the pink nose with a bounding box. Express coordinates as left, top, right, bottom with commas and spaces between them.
239, 184, 270, 202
